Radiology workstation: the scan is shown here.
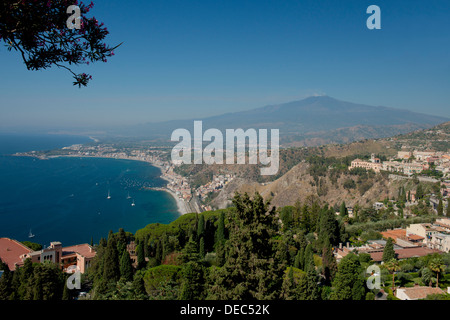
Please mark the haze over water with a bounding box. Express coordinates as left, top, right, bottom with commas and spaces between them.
0, 134, 180, 246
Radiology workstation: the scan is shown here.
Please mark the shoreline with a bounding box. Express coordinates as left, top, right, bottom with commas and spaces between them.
12, 153, 194, 216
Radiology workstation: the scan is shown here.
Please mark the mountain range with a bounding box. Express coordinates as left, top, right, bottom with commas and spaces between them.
113, 96, 449, 147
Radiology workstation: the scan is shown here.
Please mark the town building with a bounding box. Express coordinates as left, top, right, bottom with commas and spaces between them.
396, 286, 444, 300
0, 238, 33, 271
0, 238, 95, 274
349, 154, 382, 173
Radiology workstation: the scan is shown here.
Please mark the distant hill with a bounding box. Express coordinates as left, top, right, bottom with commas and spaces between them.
209, 121, 450, 210
112, 96, 449, 146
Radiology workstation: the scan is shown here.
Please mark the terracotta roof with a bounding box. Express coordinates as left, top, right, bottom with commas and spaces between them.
407, 234, 425, 241
381, 229, 407, 241
370, 247, 440, 262
397, 286, 444, 300
62, 244, 96, 259
0, 238, 32, 271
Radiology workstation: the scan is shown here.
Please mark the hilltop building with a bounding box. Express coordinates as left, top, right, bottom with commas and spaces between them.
349, 154, 382, 173
0, 238, 95, 273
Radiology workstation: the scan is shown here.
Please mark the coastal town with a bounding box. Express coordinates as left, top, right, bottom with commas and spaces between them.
349, 150, 450, 177
14, 143, 236, 214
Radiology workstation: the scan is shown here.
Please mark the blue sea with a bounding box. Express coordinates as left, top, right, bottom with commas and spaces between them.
0, 134, 180, 246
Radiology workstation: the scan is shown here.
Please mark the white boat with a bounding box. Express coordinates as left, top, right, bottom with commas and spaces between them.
107, 190, 111, 199
131, 199, 135, 206
127, 192, 131, 199
28, 229, 35, 238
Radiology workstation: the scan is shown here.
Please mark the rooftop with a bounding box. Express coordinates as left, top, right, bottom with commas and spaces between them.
0, 238, 33, 271
381, 229, 407, 241
397, 286, 444, 300
62, 244, 95, 259
370, 246, 440, 262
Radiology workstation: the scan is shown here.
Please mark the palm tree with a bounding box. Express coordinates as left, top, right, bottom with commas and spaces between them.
429, 257, 446, 288
385, 258, 400, 293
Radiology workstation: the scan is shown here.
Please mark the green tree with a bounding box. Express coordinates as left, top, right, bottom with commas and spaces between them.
179, 261, 206, 300
385, 259, 400, 292
207, 192, 284, 300
421, 267, 433, 287
304, 259, 320, 300
429, 257, 445, 288
317, 206, 340, 248
340, 201, 348, 217
199, 237, 206, 258
216, 211, 226, 245
438, 199, 444, 216
137, 242, 146, 270
331, 253, 365, 300
197, 214, 205, 239
322, 239, 337, 285
303, 244, 314, 272
294, 247, 304, 270
416, 184, 424, 200
382, 238, 396, 263
0, 259, 12, 300
103, 236, 120, 282
120, 250, 134, 282
180, 236, 200, 263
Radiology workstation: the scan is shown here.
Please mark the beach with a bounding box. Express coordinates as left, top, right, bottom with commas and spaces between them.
163, 188, 190, 215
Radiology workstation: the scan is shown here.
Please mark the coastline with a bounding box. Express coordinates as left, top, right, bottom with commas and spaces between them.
161, 187, 190, 215
14, 153, 194, 216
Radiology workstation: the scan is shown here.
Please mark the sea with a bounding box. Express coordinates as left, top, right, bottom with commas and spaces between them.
0, 133, 180, 246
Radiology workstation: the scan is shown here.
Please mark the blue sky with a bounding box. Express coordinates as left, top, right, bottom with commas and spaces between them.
1, 0, 449, 131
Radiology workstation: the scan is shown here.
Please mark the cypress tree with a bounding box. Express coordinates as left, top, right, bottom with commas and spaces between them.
340, 201, 347, 216
416, 184, 424, 200
199, 237, 205, 258
197, 214, 205, 239
382, 238, 396, 263
305, 259, 319, 300
137, 242, 146, 269
402, 187, 407, 203
438, 199, 444, 216
62, 276, 70, 300
103, 236, 120, 282
207, 192, 284, 300
446, 201, 450, 217
322, 239, 337, 285
280, 267, 295, 299
216, 211, 225, 245
294, 247, 304, 270
120, 250, 134, 281
181, 236, 200, 263
317, 207, 340, 248
304, 244, 313, 272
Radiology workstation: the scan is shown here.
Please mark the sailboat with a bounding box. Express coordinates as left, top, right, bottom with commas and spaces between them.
127, 192, 131, 199
131, 199, 135, 207
28, 229, 35, 238
107, 190, 111, 199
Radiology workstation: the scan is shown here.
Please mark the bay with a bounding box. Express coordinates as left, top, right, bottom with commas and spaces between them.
0, 134, 180, 246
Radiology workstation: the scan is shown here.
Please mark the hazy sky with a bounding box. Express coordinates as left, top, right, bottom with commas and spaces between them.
1, 0, 449, 131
